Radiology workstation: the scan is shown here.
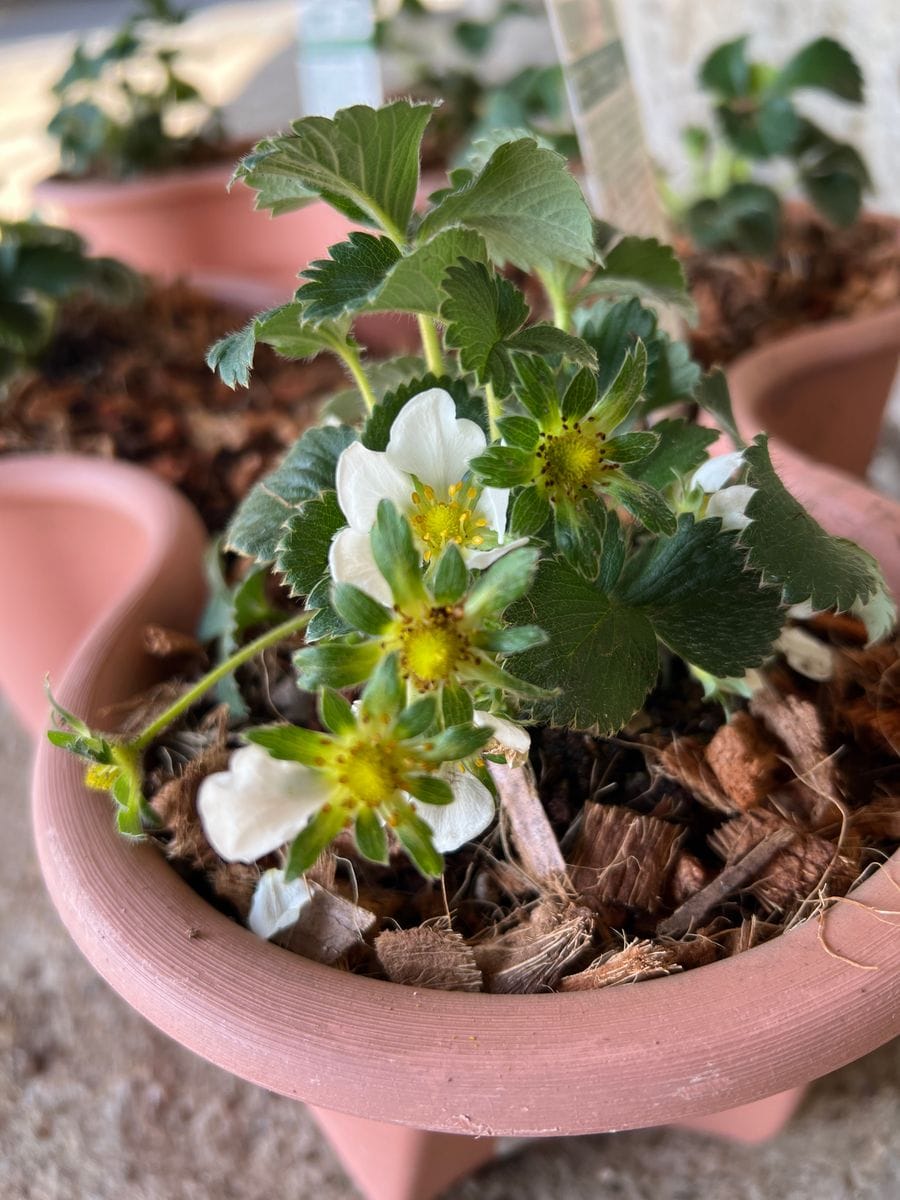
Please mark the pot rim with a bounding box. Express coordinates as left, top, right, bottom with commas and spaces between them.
20, 453, 900, 1138
34, 160, 241, 207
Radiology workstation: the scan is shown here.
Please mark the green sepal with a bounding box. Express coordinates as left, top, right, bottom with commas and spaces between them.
441, 684, 474, 726
603, 431, 659, 465
496, 415, 541, 451
469, 446, 536, 489
427, 548, 466, 609
561, 367, 597, 422
371, 501, 428, 608
285, 805, 348, 880
405, 774, 455, 806
318, 689, 356, 736
244, 723, 331, 766
392, 802, 444, 878
604, 472, 677, 536
359, 653, 405, 721
394, 695, 439, 741
354, 808, 389, 864
331, 582, 393, 635
475, 625, 549, 655
293, 639, 382, 690
417, 723, 491, 763
510, 486, 550, 537
591, 340, 648, 432
463, 545, 540, 621
512, 355, 558, 421
553, 496, 606, 580
466, 655, 552, 700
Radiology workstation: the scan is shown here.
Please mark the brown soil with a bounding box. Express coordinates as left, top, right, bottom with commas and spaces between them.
0, 281, 347, 531
136, 610, 899, 996
683, 210, 900, 369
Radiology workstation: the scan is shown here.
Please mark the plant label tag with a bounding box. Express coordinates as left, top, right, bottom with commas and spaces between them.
543, 0, 666, 239
296, 0, 383, 116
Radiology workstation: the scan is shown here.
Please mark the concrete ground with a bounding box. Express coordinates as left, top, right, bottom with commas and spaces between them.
2, 702, 899, 1199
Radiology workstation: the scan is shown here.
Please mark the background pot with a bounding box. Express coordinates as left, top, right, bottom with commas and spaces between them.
11, 437, 898, 1200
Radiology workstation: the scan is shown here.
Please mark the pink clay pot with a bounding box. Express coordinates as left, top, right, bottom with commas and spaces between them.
6, 340, 900, 1199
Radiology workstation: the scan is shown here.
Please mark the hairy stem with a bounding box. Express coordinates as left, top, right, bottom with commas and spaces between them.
337, 343, 378, 412
134, 610, 312, 750
485, 381, 502, 441
538, 268, 572, 333
418, 315, 444, 375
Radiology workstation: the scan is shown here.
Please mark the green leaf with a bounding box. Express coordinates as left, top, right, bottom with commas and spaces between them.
393, 803, 444, 877
686, 184, 781, 257
510, 486, 550, 537
405, 775, 455, 806
616, 514, 784, 676
432, 544, 468, 605
355, 808, 389, 864
362, 372, 487, 451
583, 235, 695, 317
286, 805, 348, 879
626, 420, 718, 491
275, 491, 346, 597
508, 557, 660, 732
319, 689, 357, 735
331, 582, 393, 635
297, 233, 401, 322
207, 303, 350, 388
293, 640, 383, 690
418, 138, 594, 271
237, 101, 435, 235
604, 473, 676, 536
774, 37, 864, 102
464, 545, 540, 621
694, 369, 744, 448
244, 724, 328, 766
700, 36, 751, 99
373, 228, 489, 316
371, 501, 427, 608
802, 167, 864, 227
741, 435, 888, 610
441, 258, 529, 395
226, 426, 355, 563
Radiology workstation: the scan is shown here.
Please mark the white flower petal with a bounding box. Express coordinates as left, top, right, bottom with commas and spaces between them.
414, 769, 495, 852
787, 599, 818, 620
197, 744, 330, 864
478, 486, 510, 539
707, 485, 757, 532
473, 710, 531, 766
775, 627, 834, 682
248, 868, 313, 939
691, 451, 745, 493
465, 536, 531, 569
386, 388, 486, 491
335, 441, 412, 532
329, 526, 393, 605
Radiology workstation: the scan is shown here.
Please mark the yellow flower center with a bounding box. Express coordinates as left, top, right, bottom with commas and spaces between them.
334, 741, 404, 808
537, 425, 604, 497
408, 481, 489, 560
397, 607, 469, 688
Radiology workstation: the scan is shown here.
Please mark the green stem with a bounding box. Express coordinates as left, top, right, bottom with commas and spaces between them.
418, 315, 444, 375
133, 610, 312, 750
337, 343, 378, 412
539, 268, 572, 333
485, 381, 502, 441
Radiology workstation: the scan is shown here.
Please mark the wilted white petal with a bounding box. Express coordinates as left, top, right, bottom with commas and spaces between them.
787, 599, 818, 620
775, 626, 834, 681
329, 526, 393, 605
335, 441, 411, 531
197, 744, 330, 864
248, 868, 313, 939
473, 710, 532, 766
852, 586, 897, 645
414, 769, 495, 852
466, 536, 531, 569
691, 451, 745, 493
707, 485, 756, 532
387, 388, 486, 491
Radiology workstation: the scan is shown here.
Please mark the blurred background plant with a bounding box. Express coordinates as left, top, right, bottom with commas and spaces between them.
663, 35, 871, 256
47, 0, 226, 180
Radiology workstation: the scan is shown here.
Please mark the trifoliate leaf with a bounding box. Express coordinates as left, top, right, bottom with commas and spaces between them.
616, 514, 784, 676
225, 425, 356, 562
741, 435, 889, 611
418, 138, 594, 271
626, 419, 718, 491
275, 491, 347, 598
236, 101, 435, 235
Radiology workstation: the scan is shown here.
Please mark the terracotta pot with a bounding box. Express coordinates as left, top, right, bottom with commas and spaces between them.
727, 300, 900, 480
7, 432, 897, 1199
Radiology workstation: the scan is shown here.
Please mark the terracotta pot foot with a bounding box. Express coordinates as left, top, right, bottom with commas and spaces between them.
308, 1106, 497, 1200
673, 1085, 806, 1143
